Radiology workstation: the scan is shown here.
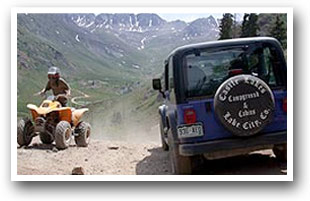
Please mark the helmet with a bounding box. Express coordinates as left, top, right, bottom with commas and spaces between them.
48, 66, 60, 79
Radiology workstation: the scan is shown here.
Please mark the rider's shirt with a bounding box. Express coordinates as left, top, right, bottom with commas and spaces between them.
45, 78, 70, 96
44, 78, 70, 106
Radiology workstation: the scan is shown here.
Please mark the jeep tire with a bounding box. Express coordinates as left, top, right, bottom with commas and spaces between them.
273, 143, 287, 162
168, 129, 195, 174
74, 122, 91, 147
17, 118, 34, 146
160, 120, 169, 151
214, 75, 275, 137
55, 121, 72, 149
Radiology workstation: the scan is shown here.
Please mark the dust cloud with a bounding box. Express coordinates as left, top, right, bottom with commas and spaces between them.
84, 97, 161, 144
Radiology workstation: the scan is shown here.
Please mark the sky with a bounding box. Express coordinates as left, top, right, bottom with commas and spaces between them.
157, 13, 244, 23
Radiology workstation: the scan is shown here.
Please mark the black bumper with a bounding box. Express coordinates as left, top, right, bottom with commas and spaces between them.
179, 131, 287, 156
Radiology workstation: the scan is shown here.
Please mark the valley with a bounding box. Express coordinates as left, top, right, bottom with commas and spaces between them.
17, 13, 219, 142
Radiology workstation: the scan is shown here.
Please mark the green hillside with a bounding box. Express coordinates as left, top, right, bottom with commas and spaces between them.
17, 14, 149, 117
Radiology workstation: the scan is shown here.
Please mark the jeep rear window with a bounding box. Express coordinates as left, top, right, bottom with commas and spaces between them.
182, 45, 284, 98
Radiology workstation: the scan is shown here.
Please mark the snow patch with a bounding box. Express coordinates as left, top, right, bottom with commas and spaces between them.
140, 37, 146, 49
149, 19, 152, 27
85, 21, 94, 28
75, 34, 80, 42
135, 15, 139, 26
129, 15, 133, 28
132, 64, 140, 69
76, 16, 87, 27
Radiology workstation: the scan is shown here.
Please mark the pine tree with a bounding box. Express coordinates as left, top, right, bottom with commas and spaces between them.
270, 15, 287, 49
231, 13, 242, 38
241, 13, 259, 37
219, 13, 233, 40
248, 14, 259, 37
241, 14, 250, 37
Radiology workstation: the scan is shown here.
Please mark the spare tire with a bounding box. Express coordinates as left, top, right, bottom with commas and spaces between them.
214, 75, 275, 137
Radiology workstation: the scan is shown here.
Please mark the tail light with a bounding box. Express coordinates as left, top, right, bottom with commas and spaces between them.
282, 97, 287, 113
229, 69, 243, 76
184, 108, 196, 124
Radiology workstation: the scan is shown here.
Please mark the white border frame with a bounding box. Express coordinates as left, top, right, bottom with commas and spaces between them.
11, 7, 293, 181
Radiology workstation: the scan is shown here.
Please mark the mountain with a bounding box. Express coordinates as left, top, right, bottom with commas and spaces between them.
69, 13, 219, 54
184, 16, 218, 38
75, 13, 167, 32
17, 13, 220, 117
18, 13, 219, 73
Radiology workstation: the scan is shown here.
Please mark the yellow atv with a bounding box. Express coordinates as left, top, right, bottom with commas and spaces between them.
17, 95, 91, 149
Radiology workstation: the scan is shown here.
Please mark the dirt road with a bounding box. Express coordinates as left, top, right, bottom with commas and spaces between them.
71, 89, 90, 106
17, 136, 286, 175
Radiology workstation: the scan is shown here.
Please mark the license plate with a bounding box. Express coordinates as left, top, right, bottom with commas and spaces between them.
177, 123, 204, 138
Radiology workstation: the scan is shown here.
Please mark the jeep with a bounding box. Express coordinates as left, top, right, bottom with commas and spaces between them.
152, 37, 287, 174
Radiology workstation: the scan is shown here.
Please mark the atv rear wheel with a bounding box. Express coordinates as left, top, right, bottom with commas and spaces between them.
17, 118, 34, 147
74, 122, 91, 147
55, 121, 72, 149
39, 132, 54, 144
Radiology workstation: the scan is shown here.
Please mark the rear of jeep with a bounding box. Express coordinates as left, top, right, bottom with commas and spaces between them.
152, 37, 287, 174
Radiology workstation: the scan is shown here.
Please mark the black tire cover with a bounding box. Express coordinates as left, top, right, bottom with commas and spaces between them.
214, 75, 275, 137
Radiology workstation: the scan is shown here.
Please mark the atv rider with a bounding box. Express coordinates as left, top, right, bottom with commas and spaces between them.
39, 67, 71, 107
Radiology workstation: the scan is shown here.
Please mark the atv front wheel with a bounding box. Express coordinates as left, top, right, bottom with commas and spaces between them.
74, 122, 91, 147
17, 118, 34, 147
55, 121, 72, 149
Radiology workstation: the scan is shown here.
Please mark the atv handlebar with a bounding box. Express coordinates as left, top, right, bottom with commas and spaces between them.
34, 92, 68, 102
